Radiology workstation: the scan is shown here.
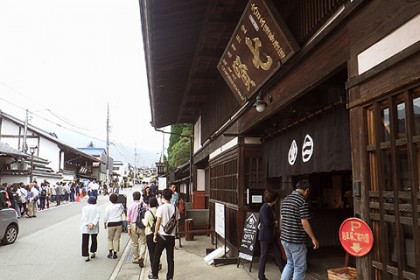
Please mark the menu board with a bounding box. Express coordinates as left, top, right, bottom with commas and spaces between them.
238, 212, 259, 261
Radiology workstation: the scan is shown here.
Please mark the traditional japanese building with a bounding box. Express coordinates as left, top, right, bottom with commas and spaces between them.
140, 0, 420, 278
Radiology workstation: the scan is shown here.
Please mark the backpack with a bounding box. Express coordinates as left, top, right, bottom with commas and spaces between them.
135, 203, 146, 229
41, 188, 47, 197
162, 205, 177, 234
148, 210, 157, 232
177, 198, 185, 215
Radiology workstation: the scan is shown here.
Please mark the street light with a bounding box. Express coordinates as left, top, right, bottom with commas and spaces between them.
29, 146, 38, 182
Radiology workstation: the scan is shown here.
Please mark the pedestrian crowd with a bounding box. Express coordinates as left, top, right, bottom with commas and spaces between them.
2, 177, 320, 280
80, 181, 183, 280
0, 180, 75, 218
0, 179, 121, 219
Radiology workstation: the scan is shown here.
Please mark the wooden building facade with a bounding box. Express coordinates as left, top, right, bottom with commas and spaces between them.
140, 0, 420, 278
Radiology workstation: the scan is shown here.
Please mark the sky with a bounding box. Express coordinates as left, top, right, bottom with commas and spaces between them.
0, 0, 167, 167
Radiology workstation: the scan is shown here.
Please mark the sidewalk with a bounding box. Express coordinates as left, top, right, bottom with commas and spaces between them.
112, 235, 281, 280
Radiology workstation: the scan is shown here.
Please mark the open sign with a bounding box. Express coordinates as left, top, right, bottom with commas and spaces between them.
339, 217, 374, 257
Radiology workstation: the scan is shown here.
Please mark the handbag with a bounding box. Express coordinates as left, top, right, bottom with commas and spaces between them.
162, 205, 177, 234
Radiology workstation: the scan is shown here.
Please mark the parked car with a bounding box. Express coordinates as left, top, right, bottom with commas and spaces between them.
0, 193, 19, 245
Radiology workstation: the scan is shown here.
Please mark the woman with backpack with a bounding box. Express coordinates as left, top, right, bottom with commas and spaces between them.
142, 197, 160, 273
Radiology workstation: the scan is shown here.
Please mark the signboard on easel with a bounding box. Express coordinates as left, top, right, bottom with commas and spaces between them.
237, 212, 259, 271
215, 202, 225, 238
212, 202, 237, 266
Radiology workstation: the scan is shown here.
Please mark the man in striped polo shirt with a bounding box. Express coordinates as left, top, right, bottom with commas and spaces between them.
280, 179, 319, 280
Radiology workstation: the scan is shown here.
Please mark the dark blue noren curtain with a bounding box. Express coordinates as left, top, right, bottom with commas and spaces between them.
262, 105, 351, 178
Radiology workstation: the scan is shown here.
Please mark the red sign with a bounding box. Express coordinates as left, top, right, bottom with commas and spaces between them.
339, 218, 374, 257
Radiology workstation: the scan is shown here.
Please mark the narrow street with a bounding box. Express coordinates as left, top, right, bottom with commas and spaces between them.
0, 189, 134, 280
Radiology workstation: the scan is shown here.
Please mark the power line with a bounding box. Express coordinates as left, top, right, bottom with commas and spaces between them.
0, 81, 145, 165
0, 79, 89, 131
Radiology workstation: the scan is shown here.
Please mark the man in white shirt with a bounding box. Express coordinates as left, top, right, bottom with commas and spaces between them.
28, 183, 39, 217
148, 188, 180, 280
18, 183, 28, 217
90, 180, 99, 198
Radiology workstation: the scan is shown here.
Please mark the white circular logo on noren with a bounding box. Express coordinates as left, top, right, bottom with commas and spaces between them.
288, 140, 298, 165
302, 134, 314, 162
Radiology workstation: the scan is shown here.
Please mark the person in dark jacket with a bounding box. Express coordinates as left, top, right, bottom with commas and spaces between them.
258, 189, 284, 280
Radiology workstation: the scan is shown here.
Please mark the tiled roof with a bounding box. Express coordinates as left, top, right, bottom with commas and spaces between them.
0, 142, 28, 157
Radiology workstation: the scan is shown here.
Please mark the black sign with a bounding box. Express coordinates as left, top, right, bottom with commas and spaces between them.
238, 212, 259, 261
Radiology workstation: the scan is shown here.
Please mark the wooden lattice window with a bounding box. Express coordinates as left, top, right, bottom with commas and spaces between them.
366, 86, 420, 279
209, 158, 238, 205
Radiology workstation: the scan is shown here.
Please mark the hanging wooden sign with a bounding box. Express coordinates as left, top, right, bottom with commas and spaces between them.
217, 0, 299, 104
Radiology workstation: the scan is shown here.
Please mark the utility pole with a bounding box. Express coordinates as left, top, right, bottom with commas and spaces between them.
106, 103, 110, 184
134, 143, 137, 185
22, 109, 29, 153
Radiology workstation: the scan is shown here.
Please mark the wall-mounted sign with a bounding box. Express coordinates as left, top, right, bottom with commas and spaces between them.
339, 218, 374, 257
78, 166, 92, 175
246, 188, 264, 206
217, 0, 299, 104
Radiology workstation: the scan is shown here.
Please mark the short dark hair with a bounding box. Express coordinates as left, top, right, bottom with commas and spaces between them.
296, 179, 311, 190
133, 191, 141, 201
109, 193, 118, 203
162, 188, 172, 201
149, 197, 158, 208
264, 189, 278, 203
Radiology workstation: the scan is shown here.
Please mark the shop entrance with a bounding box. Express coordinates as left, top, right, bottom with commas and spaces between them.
304, 172, 354, 278
268, 171, 354, 279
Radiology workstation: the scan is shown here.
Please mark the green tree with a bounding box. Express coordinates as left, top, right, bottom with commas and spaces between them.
167, 124, 192, 169
87, 141, 95, 147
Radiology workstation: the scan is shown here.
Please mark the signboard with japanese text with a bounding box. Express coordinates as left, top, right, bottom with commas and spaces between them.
217, 0, 299, 104
215, 202, 225, 238
238, 212, 259, 261
339, 217, 374, 257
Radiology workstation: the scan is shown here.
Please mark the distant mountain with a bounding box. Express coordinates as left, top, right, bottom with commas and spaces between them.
42, 125, 161, 167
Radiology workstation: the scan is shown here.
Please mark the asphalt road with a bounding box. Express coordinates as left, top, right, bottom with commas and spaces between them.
0, 189, 135, 280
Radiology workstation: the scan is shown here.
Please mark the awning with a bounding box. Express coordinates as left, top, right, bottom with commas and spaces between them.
262, 105, 351, 177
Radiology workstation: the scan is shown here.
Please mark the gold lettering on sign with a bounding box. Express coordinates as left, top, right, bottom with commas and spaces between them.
218, 0, 298, 102
233, 56, 256, 91
249, 3, 286, 60
245, 37, 273, 70
220, 65, 245, 101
